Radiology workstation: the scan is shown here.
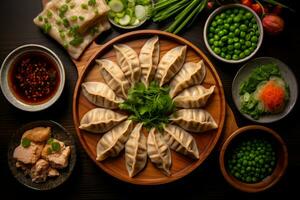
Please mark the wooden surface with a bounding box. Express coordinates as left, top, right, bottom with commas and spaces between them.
73, 30, 226, 184
0, 0, 300, 199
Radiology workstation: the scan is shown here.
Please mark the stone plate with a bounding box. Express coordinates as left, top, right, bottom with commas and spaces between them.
7, 120, 76, 190
232, 57, 298, 123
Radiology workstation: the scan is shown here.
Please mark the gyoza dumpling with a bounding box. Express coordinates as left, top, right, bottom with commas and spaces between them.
82, 82, 123, 109
163, 124, 199, 159
114, 44, 140, 84
147, 128, 172, 176
169, 60, 206, 98
139, 36, 160, 86
173, 85, 215, 108
96, 59, 130, 99
79, 108, 127, 133
155, 46, 187, 86
96, 120, 133, 161
125, 123, 147, 177
170, 109, 218, 133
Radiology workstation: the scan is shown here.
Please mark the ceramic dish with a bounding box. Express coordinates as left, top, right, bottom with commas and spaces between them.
7, 120, 76, 190
232, 57, 298, 123
219, 125, 288, 192
108, 0, 154, 30
0, 44, 65, 112
203, 4, 263, 64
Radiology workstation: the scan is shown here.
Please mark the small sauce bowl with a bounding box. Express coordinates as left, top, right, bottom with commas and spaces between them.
0, 44, 65, 112
219, 125, 288, 192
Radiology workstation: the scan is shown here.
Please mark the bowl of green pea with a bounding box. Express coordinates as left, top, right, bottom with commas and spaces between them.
204, 4, 263, 63
219, 125, 288, 192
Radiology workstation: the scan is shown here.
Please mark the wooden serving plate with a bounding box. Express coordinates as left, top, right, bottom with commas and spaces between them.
72, 30, 228, 184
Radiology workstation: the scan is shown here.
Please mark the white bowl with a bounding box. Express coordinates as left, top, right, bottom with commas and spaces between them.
0, 44, 65, 112
203, 4, 264, 64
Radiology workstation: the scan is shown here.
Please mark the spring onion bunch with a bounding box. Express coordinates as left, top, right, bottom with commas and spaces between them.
152, 0, 208, 34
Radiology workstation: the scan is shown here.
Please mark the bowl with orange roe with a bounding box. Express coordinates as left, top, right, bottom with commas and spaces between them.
232, 57, 298, 123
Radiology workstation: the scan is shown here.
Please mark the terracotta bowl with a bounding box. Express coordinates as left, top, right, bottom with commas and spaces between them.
219, 125, 288, 192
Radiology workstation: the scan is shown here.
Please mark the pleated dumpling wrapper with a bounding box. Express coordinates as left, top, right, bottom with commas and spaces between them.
170, 109, 218, 133
82, 82, 123, 109
155, 46, 187, 86
169, 60, 206, 98
139, 36, 160, 86
96, 59, 130, 99
125, 123, 147, 177
173, 85, 215, 108
163, 124, 199, 159
114, 44, 141, 84
79, 108, 127, 133
96, 120, 133, 161
147, 128, 172, 176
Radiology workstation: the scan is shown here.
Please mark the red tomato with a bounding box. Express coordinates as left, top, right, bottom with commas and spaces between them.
251, 3, 262, 15
241, 0, 253, 7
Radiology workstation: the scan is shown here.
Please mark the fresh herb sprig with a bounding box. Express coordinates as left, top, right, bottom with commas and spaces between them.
119, 81, 175, 131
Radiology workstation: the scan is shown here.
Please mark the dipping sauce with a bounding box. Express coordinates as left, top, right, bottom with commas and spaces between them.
9, 52, 60, 104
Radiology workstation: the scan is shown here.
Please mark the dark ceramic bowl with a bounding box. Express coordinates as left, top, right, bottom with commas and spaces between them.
219, 125, 288, 192
8, 120, 76, 190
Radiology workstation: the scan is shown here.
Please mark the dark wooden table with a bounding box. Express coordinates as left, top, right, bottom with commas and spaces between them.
1, 1, 299, 199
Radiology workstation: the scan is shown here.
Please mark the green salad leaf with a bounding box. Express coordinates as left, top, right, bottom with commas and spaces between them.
239, 63, 281, 95
119, 81, 175, 131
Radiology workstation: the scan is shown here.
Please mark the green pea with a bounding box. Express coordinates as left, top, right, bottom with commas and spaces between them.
233, 16, 241, 23
233, 54, 239, 60
208, 33, 214, 38
209, 38, 214, 45
214, 35, 220, 40
227, 17, 233, 23
245, 12, 252, 19
245, 34, 251, 41
228, 32, 235, 38
233, 8, 239, 14
218, 41, 224, 47
234, 29, 240, 36
224, 23, 230, 29
221, 36, 228, 42
251, 18, 256, 23
211, 21, 217, 27
213, 41, 219, 46
234, 49, 241, 55
225, 54, 231, 60
256, 30, 260, 36
251, 42, 257, 47
252, 24, 258, 30
215, 15, 220, 20
229, 25, 235, 31
209, 27, 215, 33
214, 47, 221, 54
230, 13, 235, 18
241, 45, 246, 50
218, 30, 225, 36
220, 13, 226, 19
239, 52, 245, 58
223, 29, 228, 35
228, 38, 233, 44
234, 43, 241, 49
239, 39, 245, 44
220, 52, 226, 58
221, 47, 227, 52
228, 45, 234, 51
240, 24, 247, 31
233, 37, 239, 42
240, 31, 246, 38
217, 18, 223, 25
